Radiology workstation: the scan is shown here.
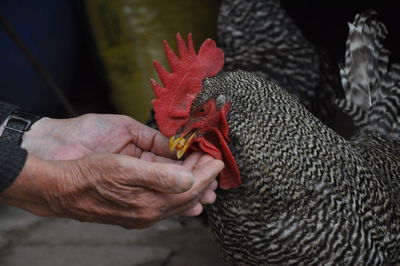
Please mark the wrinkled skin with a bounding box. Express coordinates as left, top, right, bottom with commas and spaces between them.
0, 114, 224, 229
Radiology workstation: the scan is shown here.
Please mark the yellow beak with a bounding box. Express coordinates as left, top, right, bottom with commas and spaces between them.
169, 131, 198, 159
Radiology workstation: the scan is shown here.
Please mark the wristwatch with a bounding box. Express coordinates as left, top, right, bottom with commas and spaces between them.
0, 109, 41, 146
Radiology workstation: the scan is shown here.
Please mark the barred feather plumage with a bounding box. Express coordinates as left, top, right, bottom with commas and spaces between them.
337, 11, 400, 139
200, 71, 400, 264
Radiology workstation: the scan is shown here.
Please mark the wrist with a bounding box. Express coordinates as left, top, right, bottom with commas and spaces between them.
20, 117, 51, 147
20, 117, 71, 160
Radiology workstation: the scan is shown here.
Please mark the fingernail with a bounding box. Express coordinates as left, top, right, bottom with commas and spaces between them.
176, 171, 195, 192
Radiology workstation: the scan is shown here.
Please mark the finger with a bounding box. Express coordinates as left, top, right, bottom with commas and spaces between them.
119, 143, 182, 165
180, 152, 203, 170
159, 159, 224, 211
118, 143, 143, 157
196, 153, 218, 166
208, 180, 218, 191
126, 119, 175, 158
139, 151, 182, 164
120, 158, 223, 219
156, 194, 200, 220
180, 203, 204, 216
121, 157, 195, 193
199, 180, 218, 204
199, 190, 217, 205
190, 159, 224, 193
174, 159, 223, 201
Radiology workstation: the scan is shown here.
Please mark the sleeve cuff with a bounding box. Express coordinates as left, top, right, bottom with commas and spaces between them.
0, 101, 19, 125
0, 140, 27, 193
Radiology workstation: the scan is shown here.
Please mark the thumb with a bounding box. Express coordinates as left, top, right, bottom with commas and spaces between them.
124, 158, 195, 193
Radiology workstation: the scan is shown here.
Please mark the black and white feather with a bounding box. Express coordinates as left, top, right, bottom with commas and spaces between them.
337, 11, 400, 139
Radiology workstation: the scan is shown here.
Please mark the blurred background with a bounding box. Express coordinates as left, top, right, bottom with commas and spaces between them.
0, 0, 399, 265
1, 1, 398, 122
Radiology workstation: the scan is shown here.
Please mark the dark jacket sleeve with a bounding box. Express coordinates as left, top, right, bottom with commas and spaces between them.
0, 101, 28, 193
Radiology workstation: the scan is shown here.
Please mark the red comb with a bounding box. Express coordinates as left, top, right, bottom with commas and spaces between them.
151, 33, 224, 137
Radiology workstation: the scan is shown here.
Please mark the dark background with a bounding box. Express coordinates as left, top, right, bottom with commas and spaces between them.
0, 1, 115, 118
0, 1, 399, 119
282, 1, 400, 65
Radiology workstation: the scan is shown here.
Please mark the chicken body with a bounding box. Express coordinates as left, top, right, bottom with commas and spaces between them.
197, 71, 400, 265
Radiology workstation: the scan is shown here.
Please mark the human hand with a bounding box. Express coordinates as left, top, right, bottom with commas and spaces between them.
5, 113, 224, 225
22, 114, 174, 160
0, 151, 223, 229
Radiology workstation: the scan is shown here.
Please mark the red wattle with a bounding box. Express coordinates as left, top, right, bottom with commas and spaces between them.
192, 104, 241, 190
194, 133, 241, 190
214, 131, 242, 189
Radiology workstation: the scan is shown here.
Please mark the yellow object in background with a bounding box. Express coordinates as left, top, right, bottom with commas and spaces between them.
84, 0, 220, 122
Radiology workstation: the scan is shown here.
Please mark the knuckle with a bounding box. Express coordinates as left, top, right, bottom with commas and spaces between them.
142, 166, 172, 188
145, 165, 163, 180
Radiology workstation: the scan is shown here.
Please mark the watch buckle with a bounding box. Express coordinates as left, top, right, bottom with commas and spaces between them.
4, 116, 32, 134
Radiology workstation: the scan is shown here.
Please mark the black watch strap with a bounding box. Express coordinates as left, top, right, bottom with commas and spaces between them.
0, 110, 41, 146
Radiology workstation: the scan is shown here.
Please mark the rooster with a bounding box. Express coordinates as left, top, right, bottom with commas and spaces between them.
150, 11, 400, 265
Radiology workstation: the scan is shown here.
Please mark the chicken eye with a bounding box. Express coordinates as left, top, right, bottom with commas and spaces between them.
171, 116, 187, 121
193, 105, 209, 116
